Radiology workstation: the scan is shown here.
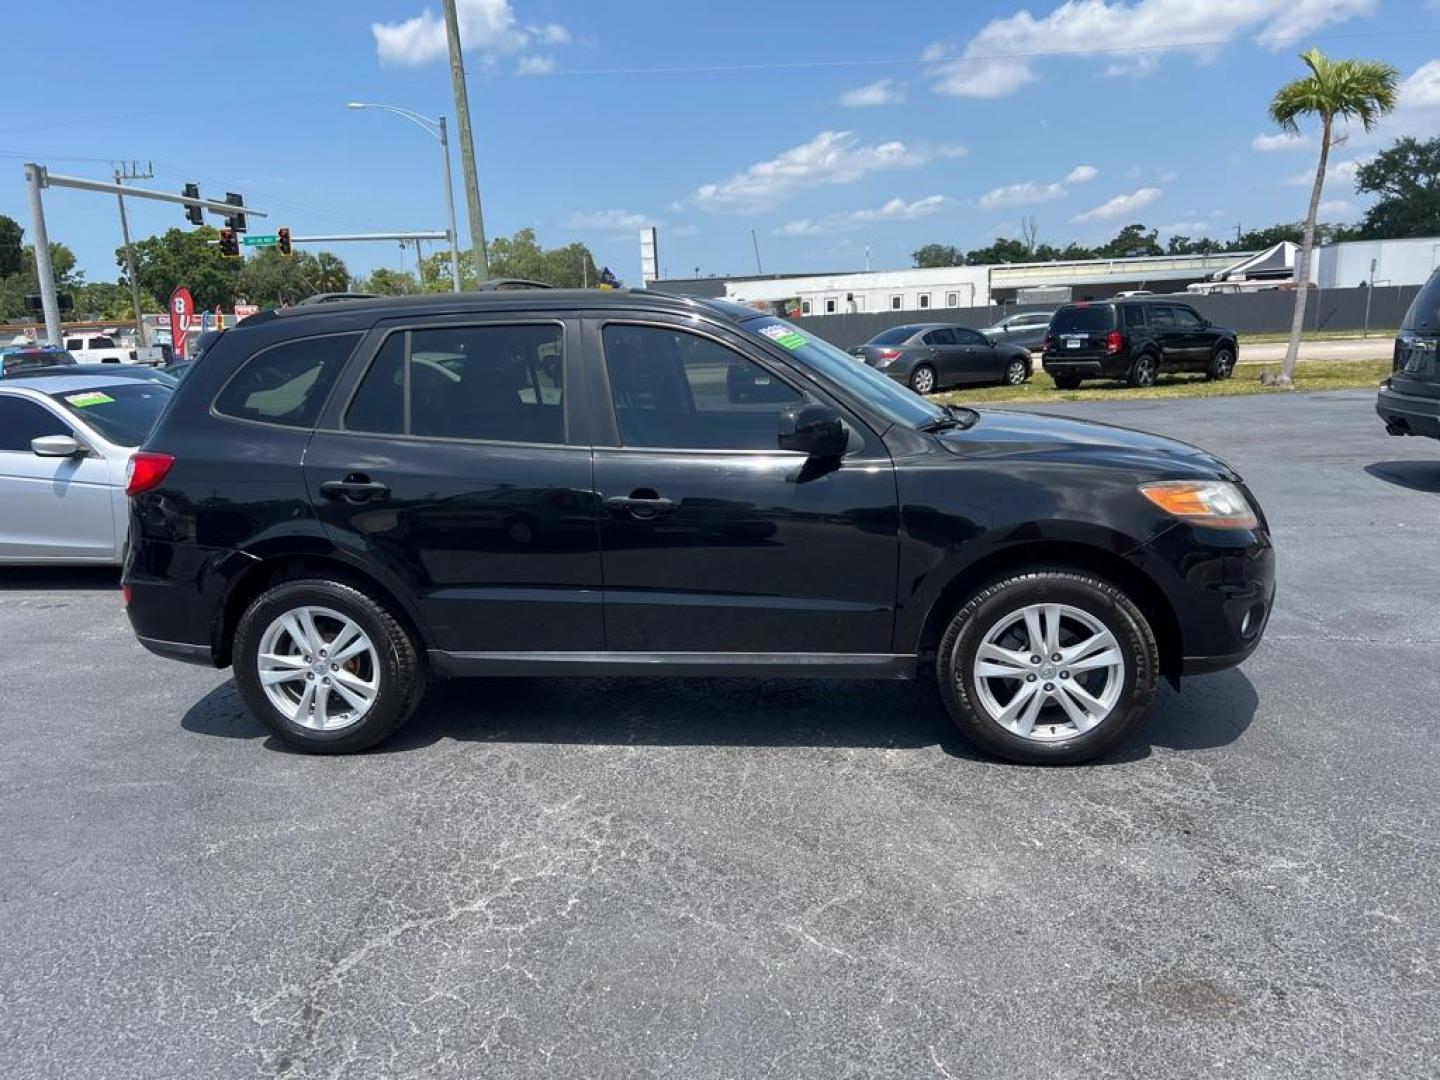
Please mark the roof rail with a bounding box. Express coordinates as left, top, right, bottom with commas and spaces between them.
293, 292, 381, 306
476, 278, 555, 290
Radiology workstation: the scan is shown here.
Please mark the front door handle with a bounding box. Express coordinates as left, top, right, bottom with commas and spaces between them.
319, 476, 390, 502
605, 490, 678, 518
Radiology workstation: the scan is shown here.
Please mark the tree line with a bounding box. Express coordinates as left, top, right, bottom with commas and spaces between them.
912, 134, 1440, 270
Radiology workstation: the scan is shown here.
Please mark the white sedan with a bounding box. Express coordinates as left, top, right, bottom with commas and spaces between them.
0, 373, 173, 564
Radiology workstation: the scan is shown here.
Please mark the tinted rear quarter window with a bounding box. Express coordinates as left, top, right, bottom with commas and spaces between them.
869, 326, 916, 346
1051, 306, 1116, 333
1402, 271, 1440, 331
215, 332, 361, 428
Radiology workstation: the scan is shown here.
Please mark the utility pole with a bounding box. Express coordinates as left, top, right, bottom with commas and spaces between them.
115, 161, 153, 347
24, 164, 61, 346
440, 0, 489, 281
750, 228, 763, 275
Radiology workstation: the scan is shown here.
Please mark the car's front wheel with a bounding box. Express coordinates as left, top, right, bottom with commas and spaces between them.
1207, 346, 1236, 380
233, 577, 425, 753
1002, 357, 1029, 386
937, 571, 1159, 764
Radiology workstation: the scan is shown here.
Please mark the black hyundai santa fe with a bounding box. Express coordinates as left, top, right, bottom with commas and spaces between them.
123, 288, 1273, 764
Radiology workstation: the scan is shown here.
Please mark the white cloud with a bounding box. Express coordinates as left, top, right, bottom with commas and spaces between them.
775, 195, 949, 236
919, 41, 951, 63
1066, 165, 1099, 184
1283, 157, 1366, 186
926, 0, 1377, 99
978, 181, 1067, 209
688, 130, 937, 214
517, 54, 556, 76
1252, 131, 1313, 152
670, 223, 700, 238
1157, 169, 1179, 184
1073, 187, 1163, 222
1318, 199, 1351, 214
839, 79, 905, 107
560, 209, 654, 232
1163, 219, 1213, 234
371, 0, 573, 67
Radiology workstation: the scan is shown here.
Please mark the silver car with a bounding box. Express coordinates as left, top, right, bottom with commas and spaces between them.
0, 374, 173, 564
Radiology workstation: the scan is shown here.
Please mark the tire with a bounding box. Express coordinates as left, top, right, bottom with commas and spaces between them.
1207, 345, 1235, 381
1052, 375, 1081, 390
1002, 357, 1029, 386
910, 364, 937, 394
232, 577, 425, 754
1127, 353, 1159, 388
936, 570, 1159, 765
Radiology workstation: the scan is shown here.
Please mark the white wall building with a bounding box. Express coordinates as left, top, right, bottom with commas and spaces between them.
725, 266, 991, 316
1316, 237, 1440, 289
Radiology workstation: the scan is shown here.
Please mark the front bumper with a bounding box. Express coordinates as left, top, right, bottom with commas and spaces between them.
1377, 383, 1440, 439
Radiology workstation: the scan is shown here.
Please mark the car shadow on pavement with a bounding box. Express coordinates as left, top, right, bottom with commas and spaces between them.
180, 667, 1259, 765
0, 566, 121, 590
1364, 460, 1440, 494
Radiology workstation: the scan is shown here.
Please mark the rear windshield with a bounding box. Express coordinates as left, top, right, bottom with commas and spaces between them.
1051, 305, 1116, 333
868, 326, 918, 345
50, 382, 173, 447
1402, 272, 1440, 331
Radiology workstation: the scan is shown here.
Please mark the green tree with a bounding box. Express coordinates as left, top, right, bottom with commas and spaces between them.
309, 251, 350, 294
0, 242, 84, 320
1268, 47, 1398, 384
0, 214, 23, 279
1167, 235, 1223, 255
361, 268, 420, 295
964, 237, 1034, 265
124, 226, 237, 310
73, 281, 159, 320
1095, 224, 1163, 258
912, 243, 964, 268
423, 229, 601, 289
1353, 136, 1440, 239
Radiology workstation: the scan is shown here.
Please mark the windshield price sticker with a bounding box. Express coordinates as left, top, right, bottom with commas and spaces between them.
65, 392, 114, 408
758, 325, 807, 350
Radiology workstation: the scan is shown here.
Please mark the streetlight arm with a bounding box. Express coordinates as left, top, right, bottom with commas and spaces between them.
351, 102, 441, 141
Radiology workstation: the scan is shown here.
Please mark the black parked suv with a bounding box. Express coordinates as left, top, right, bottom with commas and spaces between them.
1377, 269, 1440, 440
123, 289, 1273, 764
1043, 299, 1238, 389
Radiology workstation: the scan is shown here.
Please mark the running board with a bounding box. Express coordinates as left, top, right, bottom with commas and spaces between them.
428, 650, 916, 680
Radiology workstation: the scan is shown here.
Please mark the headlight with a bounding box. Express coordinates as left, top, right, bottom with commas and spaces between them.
1138, 480, 1257, 529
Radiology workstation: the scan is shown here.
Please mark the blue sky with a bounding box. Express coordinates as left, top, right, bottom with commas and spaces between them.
7, 0, 1440, 289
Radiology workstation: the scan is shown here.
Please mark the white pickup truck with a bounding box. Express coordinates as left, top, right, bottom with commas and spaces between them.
62, 332, 131, 364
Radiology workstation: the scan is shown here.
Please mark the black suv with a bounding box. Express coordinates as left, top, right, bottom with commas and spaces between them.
1378, 269, 1440, 440
1043, 299, 1238, 389
123, 289, 1273, 764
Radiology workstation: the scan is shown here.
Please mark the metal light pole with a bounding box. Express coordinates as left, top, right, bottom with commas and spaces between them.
115, 167, 150, 347
24, 164, 61, 346
440, 0, 489, 280
348, 103, 461, 291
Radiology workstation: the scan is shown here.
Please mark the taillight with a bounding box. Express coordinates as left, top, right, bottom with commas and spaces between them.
126, 451, 174, 496
878, 348, 902, 360
1042, 335, 1053, 352
1105, 330, 1124, 354
122, 585, 133, 606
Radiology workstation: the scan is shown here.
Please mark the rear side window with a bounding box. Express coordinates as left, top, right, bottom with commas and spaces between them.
0, 395, 68, 451
215, 332, 360, 428
345, 323, 565, 445
1123, 305, 1148, 329
1402, 271, 1440, 331
923, 328, 957, 346
1149, 305, 1177, 328
869, 326, 916, 345
1051, 306, 1116, 333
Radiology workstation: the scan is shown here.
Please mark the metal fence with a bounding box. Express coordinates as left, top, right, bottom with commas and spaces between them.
795, 285, 1422, 350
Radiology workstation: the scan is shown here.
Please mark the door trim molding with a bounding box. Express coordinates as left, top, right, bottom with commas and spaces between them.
428, 649, 916, 680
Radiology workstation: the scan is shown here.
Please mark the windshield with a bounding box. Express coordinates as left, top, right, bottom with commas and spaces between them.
745, 316, 944, 428
50, 382, 173, 447
867, 326, 918, 346
1051, 305, 1116, 333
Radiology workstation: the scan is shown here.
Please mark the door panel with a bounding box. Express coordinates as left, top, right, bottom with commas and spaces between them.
0, 396, 115, 561
591, 319, 899, 654
305, 318, 604, 653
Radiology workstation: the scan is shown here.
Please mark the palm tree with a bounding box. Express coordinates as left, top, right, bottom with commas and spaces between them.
1269, 48, 1398, 386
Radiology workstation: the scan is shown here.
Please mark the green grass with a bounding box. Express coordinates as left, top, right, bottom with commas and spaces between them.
1237, 328, 1397, 345
931, 358, 1393, 405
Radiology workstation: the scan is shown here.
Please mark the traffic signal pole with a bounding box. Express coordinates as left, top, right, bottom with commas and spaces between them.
440, 0, 489, 281
115, 163, 153, 348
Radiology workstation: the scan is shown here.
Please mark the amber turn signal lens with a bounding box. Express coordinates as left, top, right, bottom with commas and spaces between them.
1138, 480, 1258, 529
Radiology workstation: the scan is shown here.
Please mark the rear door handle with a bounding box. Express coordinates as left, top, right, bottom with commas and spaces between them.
319, 477, 390, 502
605, 492, 678, 517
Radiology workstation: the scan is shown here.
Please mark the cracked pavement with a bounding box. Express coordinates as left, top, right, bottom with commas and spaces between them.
1, 389, 1436, 1078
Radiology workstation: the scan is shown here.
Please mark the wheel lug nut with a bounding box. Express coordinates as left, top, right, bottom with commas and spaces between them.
304, 655, 311, 663
1030, 655, 1041, 664
323, 677, 330, 685
1051, 653, 1061, 662
1060, 671, 1070, 680
1044, 683, 1054, 692
306, 672, 314, 680
319, 650, 327, 658
1026, 674, 1037, 682
331, 664, 338, 671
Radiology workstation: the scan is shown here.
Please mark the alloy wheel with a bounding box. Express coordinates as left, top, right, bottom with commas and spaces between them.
256, 605, 380, 731
1005, 359, 1027, 385
970, 602, 1125, 742
912, 366, 936, 394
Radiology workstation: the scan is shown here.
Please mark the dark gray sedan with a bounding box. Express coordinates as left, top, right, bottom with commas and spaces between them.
849, 323, 1032, 394
982, 310, 1054, 350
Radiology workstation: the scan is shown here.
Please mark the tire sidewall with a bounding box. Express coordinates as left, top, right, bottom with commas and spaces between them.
233, 579, 418, 753
911, 364, 936, 393
1209, 347, 1234, 380
938, 573, 1158, 764
1130, 354, 1158, 387
1004, 358, 1027, 385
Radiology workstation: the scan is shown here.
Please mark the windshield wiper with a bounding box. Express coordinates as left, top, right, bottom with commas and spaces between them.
919, 404, 978, 433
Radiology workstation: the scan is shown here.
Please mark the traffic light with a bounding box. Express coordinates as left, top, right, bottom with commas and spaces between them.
224, 192, 246, 233
183, 183, 203, 226
277, 227, 292, 257
218, 228, 240, 258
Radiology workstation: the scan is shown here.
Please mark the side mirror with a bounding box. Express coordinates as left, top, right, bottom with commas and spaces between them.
32, 434, 82, 458
777, 404, 846, 458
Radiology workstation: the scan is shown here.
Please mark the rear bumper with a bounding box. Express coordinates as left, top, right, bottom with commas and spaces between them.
123, 539, 252, 668
1377, 383, 1440, 438
136, 635, 216, 667
1042, 356, 1126, 379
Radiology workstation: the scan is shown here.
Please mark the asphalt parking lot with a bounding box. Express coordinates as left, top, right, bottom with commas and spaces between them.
2, 389, 1436, 1079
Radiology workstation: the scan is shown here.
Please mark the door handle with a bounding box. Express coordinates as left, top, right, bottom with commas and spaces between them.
605, 491, 678, 518
319, 476, 390, 502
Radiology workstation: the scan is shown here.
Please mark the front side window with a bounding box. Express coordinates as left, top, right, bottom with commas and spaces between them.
346, 323, 564, 444
215, 332, 361, 428
64, 338, 81, 350
0, 395, 68, 452
602, 323, 802, 451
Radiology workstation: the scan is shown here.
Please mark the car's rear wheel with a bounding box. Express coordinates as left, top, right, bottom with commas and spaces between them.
233, 578, 425, 754
910, 364, 937, 394
1207, 346, 1235, 380
936, 571, 1159, 764
1002, 357, 1028, 386
1127, 353, 1159, 388
1052, 375, 1081, 390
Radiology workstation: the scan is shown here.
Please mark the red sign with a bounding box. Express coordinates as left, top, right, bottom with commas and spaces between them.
233, 303, 259, 321
168, 288, 194, 361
